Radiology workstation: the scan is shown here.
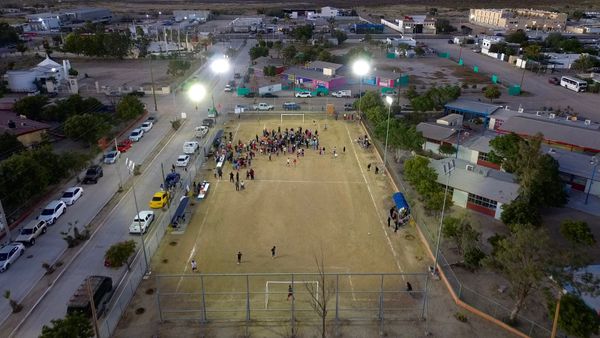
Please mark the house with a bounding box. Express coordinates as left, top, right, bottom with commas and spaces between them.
381, 16, 436, 34
430, 158, 519, 219
229, 17, 263, 33
281, 67, 345, 90
0, 110, 50, 147
25, 8, 112, 31
6, 56, 71, 93
542, 53, 584, 69
306, 61, 343, 76
444, 99, 503, 126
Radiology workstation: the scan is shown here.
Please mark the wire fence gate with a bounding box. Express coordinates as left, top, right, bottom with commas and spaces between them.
156, 272, 428, 327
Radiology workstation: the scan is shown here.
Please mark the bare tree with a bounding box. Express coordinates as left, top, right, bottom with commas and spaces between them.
305, 249, 335, 338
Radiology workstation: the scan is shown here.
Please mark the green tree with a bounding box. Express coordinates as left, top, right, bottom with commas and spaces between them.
291, 24, 314, 41
571, 10, 585, 21
523, 44, 542, 60
501, 198, 541, 227
116, 95, 144, 121
105, 240, 136, 268
403, 156, 450, 211
13, 95, 49, 121
547, 293, 600, 338
442, 215, 480, 255
414, 46, 425, 56
249, 45, 269, 60
572, 55, 597, 72
3, 290, 22, 313
354, 90, 383, 112
484, 224, 554, 322
39, 312, 94, 338
435, 19, 456, 33
332, 29, 347, 44
488, 133, 523, 172
560, 220, 596, 246
282, 45, 297, 62
560, 39, 582, 53
0, 23, 20, 47
15, 43, 27, 55
64, 114, 110, 146
166, 59, 191, 78
103, 32, 132, 58
483, 85, 501, 102
505, 30, 528, 45
438, 143, 457, 155
273, 40, 283, 58
545, 33, 564, 50
0, 132, 25, 158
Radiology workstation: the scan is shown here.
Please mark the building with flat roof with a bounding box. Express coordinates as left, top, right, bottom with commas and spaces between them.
469, 8, 567, 31
306, 61, 344, 76
173, 10, 211, 22
430, 158, 519, 219
381, 15, 436, 34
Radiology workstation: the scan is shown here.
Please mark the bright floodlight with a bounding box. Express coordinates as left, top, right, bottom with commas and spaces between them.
210, 57, 230, 74
352, 59, 370, 76
385, 95, 393, 105
188, 83, 206, 102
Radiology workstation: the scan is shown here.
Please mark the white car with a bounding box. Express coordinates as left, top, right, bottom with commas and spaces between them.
140, 121, 153, 132
15, 219, 47, 246
38, 200, 67, 225
129, 128, 144, 142
129, 210, 155, 234
60, 187, 83, 206
176, 155, 190, 167
295, 91, 312, 98
0, 242, 25, 272
224, 85, 233, 92
103, 150, 121, 164
183, 141, 199, 154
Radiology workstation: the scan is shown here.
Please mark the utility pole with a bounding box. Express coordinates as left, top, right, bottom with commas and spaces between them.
86, 278, 100, 338
114, 138, 123, 191
0, 200, 10, 244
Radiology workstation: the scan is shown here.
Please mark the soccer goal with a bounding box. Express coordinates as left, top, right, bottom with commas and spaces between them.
280, 113, 305, 125
265, 281, 319, 309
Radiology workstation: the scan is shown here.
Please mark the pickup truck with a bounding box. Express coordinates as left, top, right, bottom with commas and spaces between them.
331, 90, 351, 98
253, 103, 274, 111
82, 165, 103, 184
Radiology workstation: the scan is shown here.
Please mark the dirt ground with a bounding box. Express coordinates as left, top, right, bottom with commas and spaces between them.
113, 116, 515, 337
72, 59, 173, 90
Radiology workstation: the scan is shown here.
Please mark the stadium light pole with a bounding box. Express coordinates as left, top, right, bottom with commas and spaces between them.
209, 56, 231, 115
383, 95, 393, 167
352, 59, 370, 116
126, 158, 150, 274
585, 156, 599, 205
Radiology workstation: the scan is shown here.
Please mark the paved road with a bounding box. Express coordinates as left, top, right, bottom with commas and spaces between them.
425, 39, 600, 120
7, 43, 251, 337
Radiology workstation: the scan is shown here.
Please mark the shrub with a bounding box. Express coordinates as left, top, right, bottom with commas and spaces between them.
105, 240, 136, 268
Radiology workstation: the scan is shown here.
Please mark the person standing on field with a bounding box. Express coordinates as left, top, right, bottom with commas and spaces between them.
271, 246, 276, 258
237, 251, 242, 264
287, 284, 294, 300
191, 259, 197, 272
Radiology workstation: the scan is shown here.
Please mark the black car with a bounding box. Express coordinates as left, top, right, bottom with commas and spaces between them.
344, 103, 354, 111
261, 93, 278, 98
244, 92, 256, 98
202, 118, 215, 128
82, 165, 103, 184
234, 73, 241, 79
127, 91, 145, 97
353, 92, 366, 98
283, 102, 300, 110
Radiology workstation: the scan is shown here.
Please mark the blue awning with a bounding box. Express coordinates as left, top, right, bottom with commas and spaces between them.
392, 192, 410, 213
212, 129, 224, 147
171, 196, 189, 224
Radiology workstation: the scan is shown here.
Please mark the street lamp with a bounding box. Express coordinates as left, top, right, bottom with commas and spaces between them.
125, 158, 150, 274
188, 83, 206, 111
209, 56, 231, 114
585, 156, 599, 205
352, 59, 370, 115
383, 95, 393, 167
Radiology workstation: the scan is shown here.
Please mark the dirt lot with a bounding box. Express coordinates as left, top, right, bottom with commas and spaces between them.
72, 59, 172, 90
113, 116, 514, 337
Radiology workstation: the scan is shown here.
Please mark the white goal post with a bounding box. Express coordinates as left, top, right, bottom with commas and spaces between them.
265, 281, 319, 309
280, 113, 305, 125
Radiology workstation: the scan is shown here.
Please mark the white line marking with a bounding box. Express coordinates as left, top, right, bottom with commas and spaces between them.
344, 124, 406, 281
347, 275, 357, 301
256, 179, 364, 184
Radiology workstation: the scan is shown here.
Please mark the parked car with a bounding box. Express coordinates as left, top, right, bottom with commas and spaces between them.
202, 118, 215, 128
38, 200, 67, 225
164, 172, 180, 189
129, 211, 155, 234
15, 220, 47, 246
149, 191, 170, 209
283, 102, 301, 111
140, 121, 153, 132
195, 126, 209, 138
176, 154, 190, 167
295, 91, 312, 98
103, 150, 120, 164
548, 76, 560, 85
61, 187, 83, 206
129, 128, 144, 142
447, 39, 454, 44
82, 165, 103, 184
146, 116, 157, 124
244, 92, 256, 98
115, 139, 132, 153
183, 141, 199, 154
344, 103, 354, 111
234, 73, 241, 79
224, 85, 233, 92
67, 276, 113, 318
253, 103, 274, 111
353, 91, 366, 98
261, 92, 278, 98
0, 242, 25, 272
127, 91, 145, 97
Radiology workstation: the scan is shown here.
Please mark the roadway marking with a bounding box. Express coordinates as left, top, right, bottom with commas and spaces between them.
344, 124, 406, 281
9, 115, 185, 337
255, 179, 364, 184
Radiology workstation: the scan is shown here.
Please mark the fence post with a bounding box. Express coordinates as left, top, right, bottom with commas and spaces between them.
458, 283, 463, 300
291, 273, 296, 336
157, 275, 163, 322
246, 275, 251, 321
335, 274, 340, 337
378, 274, 384, 335
200, 274, 207, 323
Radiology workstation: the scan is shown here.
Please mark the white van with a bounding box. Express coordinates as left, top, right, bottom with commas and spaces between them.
183, 141, 199, 154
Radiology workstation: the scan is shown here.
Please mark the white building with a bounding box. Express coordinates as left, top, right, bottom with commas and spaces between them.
381, 15, 436, 34
173, 10, 210, 22
543, 53, 584, 69
386, 37, 417, 47
6, 57, 70, 93
320, 7, 339, 18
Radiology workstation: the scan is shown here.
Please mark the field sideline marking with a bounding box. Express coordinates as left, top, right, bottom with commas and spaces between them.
256, 179, 363, 184
176, 123, 241, 291
345, 124, 406, 281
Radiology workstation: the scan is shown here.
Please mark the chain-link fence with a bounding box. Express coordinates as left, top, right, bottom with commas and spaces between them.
96, 126, 211, 338
361, 120, 556, 338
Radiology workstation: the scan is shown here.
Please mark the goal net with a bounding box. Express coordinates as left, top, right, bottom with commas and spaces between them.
265, 281, 319, 309
280, 113, 305, 125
